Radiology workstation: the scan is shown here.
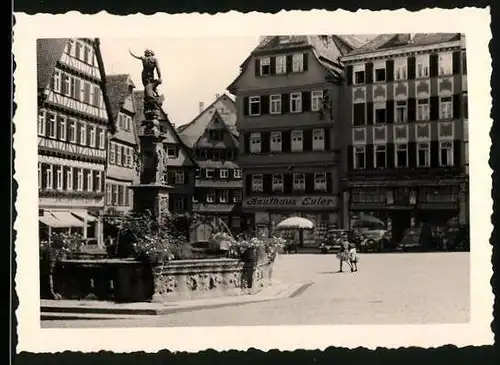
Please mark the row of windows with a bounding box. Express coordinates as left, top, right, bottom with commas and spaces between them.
256, 53, 308, 76
352, 141, 456, 170
350, 51, 466, 85
50, 69, 103, 108
352, 95, 464, 126
38, 163, 103, 192
194, 148, 236, 161
245, 128, 330, 154
350, 187, 459, 204
109, 142, 135, 168
246, 173, 332, 194
166, 170, 187, 185
244, 90, 326, 116
196, 168, 242, 179
66, 39, 95, 66
38, 109, 106, 149
117, 113, 133, 132
199, 189, 242, 204
105, 183, 131, 207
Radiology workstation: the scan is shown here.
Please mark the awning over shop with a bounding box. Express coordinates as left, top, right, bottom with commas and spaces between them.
50, 211, 86, 227
39, 212, 68, 228
72, 210, 98, 222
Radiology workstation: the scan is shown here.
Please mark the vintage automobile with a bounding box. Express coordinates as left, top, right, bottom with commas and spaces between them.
358, 229, 392, 252
398, 228, 423, 251
319, 229, 347, 254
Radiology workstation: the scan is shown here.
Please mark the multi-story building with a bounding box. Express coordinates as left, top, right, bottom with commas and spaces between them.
178, 94, 249, 234
227, 35, 361, 244
133, 91, 197, 214
339, 33, 469, 242
37, 38, 113, 246
104, 74, 139, 216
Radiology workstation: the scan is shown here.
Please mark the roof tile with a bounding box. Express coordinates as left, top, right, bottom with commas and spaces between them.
37, 38, 69, 91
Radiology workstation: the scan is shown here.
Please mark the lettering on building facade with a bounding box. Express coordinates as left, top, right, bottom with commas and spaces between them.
243, 196, 337, 210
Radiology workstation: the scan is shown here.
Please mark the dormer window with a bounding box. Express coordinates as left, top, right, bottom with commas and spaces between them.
209, 129, 223, 141
260, 57, 271, 76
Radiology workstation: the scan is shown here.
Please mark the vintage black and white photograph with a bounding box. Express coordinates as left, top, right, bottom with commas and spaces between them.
13, 9, 492, 353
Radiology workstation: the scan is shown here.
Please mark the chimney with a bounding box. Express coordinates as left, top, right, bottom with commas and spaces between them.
199, 102, 204, 113
215, 93, 220, 100
409, 33, 415, 42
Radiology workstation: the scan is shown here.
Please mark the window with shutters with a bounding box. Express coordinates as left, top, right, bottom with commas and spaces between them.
66, 167, 73, 190
51, 70, 61, 92
47, 113, 57, 138
99, 128, 105, 149
290, 93, 302, 113
38, 110, 46, 136
234, 169, 242, 178
272, 174, 283, 192
112, 184, 119, 205
206, 168, 214, 179
58, 116, 67, 141
79, 122, 87, 145
116, 143, 122, 165
374, 67, 386, 82
93, 85, 100, 107
292, 53, 304, 72
438, 52, 453, 76
395, 58, 407, 80
249, 96, 261, 116
55, 166, 63, 190
291, 130, 303, 152
86, 170, 93, 192
83, 82, 91, 104
76, 168, 84, 191
233, 190, 242, 202
395, 143, 408, 168
312, 129, 325, 151
354, 146, 366, 170
45, 164, 53, 189
62, 73, 71, 96
220, 169, 229, 179
417, 142, 430, 167
219, 189, 229, 203
314, 173, 327, 191
417, 99, 430, 121
439, 141, 454, 166
95, 171, 101, 192
416, 54, 430, 78
109, 142, 116, 164
250, 133, 262, 153
374, 102, 386, 124
68, 119, 77, 143
353, 103, 366, 126
270, 131, 282, 152
293, 173, 305, 191
395, 100, 408, 123
354, 71, 365, 85
252, 174, 263, 192
175, 171, 185, 184
67, 39, 75, 56
270, 94, 282, 114
439, 96, 453, 119
311, 90, 323, 112
106, 183, 112, 204
276, 55, 286, 74
89, 126, 96, 147
374, 144, 387, 168
260, 57, 271, 76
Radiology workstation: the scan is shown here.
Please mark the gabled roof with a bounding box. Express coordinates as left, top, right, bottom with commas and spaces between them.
177, 93, 237, 149
193, 109, 240, 150
106, 74, 136, 121
347, 33, 462, 56
37, 38, 68, 91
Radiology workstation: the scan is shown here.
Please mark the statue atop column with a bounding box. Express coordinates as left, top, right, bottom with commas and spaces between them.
129, 48, 165, 122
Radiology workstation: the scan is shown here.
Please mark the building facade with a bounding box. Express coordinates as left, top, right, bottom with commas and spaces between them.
339, 33, 469, 242
104, 74, 139, 216
178, 94, 249, 234
37, 38, 113, 246
133, 91, 197, 215
228, 35, 361, 245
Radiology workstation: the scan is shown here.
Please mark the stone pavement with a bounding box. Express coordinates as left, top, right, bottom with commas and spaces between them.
42, 252, 469, 328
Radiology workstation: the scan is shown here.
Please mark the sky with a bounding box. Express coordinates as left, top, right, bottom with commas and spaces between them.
99, 37, 260, 127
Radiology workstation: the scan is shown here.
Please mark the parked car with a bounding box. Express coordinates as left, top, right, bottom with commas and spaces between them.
398, 228, 423, 251
319, 229, 349, 254
358, 229, 392, 252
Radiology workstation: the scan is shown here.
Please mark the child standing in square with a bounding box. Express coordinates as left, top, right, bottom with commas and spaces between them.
348, 243, 358, 272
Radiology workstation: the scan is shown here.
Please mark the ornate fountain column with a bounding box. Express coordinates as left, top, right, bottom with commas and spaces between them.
130, 48, 172, 224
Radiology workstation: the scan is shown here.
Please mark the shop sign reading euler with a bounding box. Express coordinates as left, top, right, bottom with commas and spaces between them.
243, 196, 337, 209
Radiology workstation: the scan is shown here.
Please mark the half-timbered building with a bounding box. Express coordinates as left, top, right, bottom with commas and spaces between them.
37, 38, 113, 246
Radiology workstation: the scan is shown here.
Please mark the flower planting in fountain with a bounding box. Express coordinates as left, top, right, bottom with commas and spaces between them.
222, 234, 286, 262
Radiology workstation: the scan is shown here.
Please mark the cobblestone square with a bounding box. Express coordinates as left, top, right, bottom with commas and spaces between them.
42, 252, 469, 328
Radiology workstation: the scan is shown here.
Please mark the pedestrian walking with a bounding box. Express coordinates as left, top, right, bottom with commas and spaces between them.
337, 232, 352, 273
348, 243, 358, 272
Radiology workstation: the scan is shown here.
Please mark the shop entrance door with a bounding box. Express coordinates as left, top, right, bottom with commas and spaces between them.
391, 210, 411, 244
